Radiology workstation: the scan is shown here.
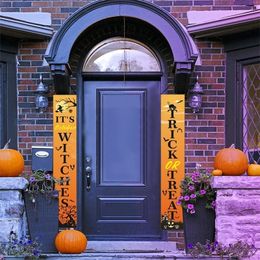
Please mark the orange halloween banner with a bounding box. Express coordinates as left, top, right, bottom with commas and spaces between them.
53, 95, 77, 228
161, 95, 185, 230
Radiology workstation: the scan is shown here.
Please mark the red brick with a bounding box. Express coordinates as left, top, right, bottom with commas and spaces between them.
191, 6, 211, 10
25, 125, 45, 130
21, 7, 40, 12
32, 1, 51, 7
19, 49, 32, 54
202, 60, 223, 65
21, 55, 42, 61
171, 6, 191, 11
18, 67, 37, 73
41, 7, 59, 12
217, 138, 225, 144
212, 54, 225, 59
187, 157, 207, 162
187, 144, 208, 150
187, 133, 208, 138
52, 13, 69, 19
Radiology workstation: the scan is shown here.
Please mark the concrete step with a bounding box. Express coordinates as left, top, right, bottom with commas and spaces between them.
40, 241, 187, 259
40, 253, 239, 260
87, 241, 177, 252
41, 251, 184, 259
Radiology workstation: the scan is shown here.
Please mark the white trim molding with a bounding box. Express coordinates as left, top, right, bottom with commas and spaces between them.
0, 12, 53, 39
187, 9, 260, 38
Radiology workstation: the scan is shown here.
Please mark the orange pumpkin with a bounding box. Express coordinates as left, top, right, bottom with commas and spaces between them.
247, 161, 260, 176
55, 229, 87, 254
212, 169, 223, 176
214, 144, 248, 176
0, 140, 24, 177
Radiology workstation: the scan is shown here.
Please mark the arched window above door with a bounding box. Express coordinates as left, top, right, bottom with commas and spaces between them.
82, 38, 161, 72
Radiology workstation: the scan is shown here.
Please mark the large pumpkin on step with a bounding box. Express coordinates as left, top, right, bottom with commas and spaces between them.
214, 144, 248, 176
0, 140, 24, 177
55, 229, 87, 254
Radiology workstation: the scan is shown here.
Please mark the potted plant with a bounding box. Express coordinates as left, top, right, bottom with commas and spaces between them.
0, 230, 41, 259
22, 170, 61, 253
177, 164, 216, 253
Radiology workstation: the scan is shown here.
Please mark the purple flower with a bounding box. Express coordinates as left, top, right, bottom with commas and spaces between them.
190, 209, 195, 214
211, 201, 216, 208
187, 243, 193, 249
184, 195, 190, 201
187, 204, 194, 210
178, 196, 184, 201
176, 200, 182, 205
192, 172, 199, 177
200, 189, 206, 195
190, 193, 196, 199
29, 176, 36, 182
191, 176, 198, 182
188, 186, 195, 191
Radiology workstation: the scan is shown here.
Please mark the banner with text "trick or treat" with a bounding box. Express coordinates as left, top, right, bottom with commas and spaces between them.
161, 95, 185, 230
53, 95, 77, 228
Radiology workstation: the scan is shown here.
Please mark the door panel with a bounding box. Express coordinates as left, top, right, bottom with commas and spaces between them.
98, 90, 145, 185
97, 197, 147, 220
83, 81, 160, 239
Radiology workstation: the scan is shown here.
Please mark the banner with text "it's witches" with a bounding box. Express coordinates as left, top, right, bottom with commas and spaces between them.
53, 95, 77, 228
161, 95, 185, 230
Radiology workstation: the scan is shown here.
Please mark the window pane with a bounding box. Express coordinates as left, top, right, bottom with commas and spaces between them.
242, 63, 260, 163
83, 38, 161, 72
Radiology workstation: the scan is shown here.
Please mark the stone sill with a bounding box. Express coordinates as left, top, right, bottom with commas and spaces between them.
212, 176, 260, 189
0, 177, 28, 190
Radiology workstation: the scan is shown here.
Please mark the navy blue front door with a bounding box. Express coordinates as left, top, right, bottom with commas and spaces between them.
83, 81, 161, 239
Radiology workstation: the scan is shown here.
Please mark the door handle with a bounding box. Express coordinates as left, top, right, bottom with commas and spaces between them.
85, 157, 92, 191
86, 166, 92, 191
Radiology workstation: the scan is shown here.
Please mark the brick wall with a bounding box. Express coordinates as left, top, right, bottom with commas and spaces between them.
1, 0, 259, 247
1, 0, 256, 170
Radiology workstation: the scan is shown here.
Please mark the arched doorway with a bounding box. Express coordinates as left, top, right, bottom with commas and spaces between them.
45, 0, 198, 240
82, 38, 162, 239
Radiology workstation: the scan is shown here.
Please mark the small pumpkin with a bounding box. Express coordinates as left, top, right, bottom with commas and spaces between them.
214, 144, 248, 176
0, 139, 24, 177
247, 161, 260, 176
212, 169, 223, 176
55, 229, 87, 254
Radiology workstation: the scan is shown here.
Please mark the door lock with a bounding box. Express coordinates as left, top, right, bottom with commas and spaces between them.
85, 157, 92, 191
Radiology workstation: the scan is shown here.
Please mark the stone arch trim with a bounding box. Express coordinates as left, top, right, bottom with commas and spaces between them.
45, 0, 198, 93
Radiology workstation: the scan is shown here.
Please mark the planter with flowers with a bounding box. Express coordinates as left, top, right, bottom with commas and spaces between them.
22, 170, 60, 253
0, 230, 41, 259
178, 164, 216, 253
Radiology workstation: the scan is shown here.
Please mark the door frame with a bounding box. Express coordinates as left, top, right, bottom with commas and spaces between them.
0, 39, 18, 149
76, 72, 167, 239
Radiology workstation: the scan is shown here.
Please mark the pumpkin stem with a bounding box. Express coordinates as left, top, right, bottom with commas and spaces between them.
230, 144, 235, 148
3, 139, 11, 149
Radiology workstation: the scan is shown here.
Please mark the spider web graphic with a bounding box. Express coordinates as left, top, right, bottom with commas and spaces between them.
242, 63, 260, 164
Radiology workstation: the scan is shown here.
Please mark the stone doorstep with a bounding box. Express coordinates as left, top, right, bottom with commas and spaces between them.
40, 241, 183, 259
86, 241, 178, 252
39, 252, 238, 260
40, 252, 182, 259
